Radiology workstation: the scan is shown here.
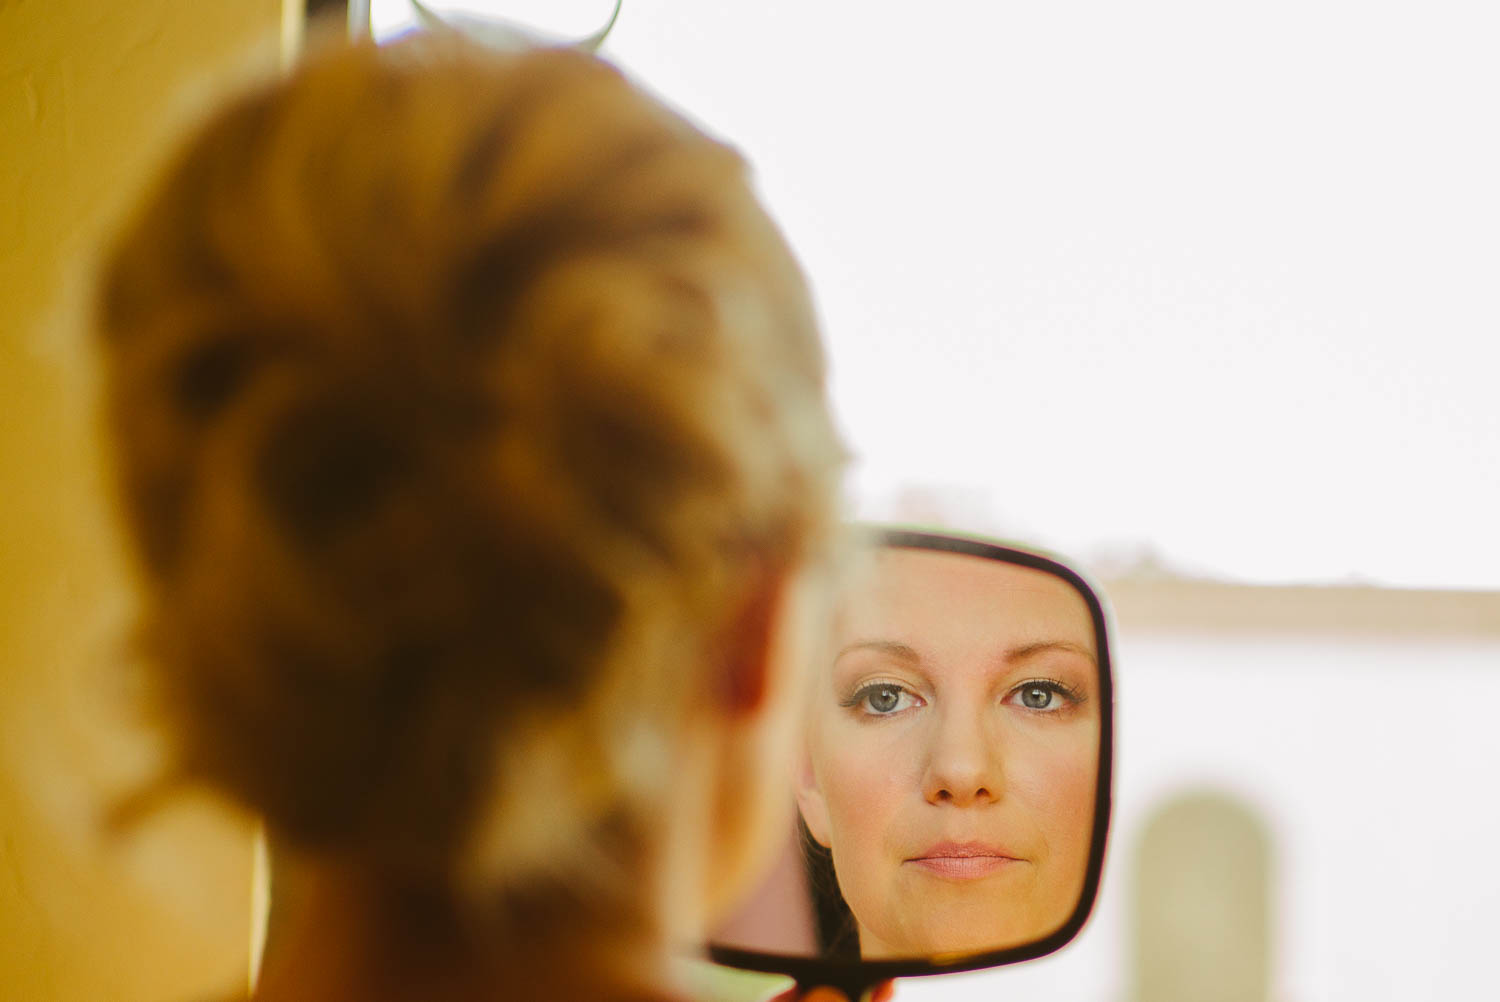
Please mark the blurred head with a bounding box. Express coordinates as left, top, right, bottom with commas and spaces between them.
95, 36, 842, 935
796, 549, 1098, 958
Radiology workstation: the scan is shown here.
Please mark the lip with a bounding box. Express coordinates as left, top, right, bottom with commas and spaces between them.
905, 841, 1023, 880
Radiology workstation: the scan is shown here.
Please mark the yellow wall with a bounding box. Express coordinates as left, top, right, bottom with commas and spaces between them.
1, 2, 288, 999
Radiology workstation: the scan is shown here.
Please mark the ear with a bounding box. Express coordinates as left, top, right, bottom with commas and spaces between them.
794, 744, 832, 849
713, 560, 788, 718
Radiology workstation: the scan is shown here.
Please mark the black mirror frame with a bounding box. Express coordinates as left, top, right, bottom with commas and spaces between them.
707, 526, 1116, 998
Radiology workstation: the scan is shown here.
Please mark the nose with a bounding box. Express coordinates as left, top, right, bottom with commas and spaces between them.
921, 706, 1003, 807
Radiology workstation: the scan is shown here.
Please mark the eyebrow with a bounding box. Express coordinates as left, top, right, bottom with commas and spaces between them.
834, 639, 922, 664
1007, 640, 1098, 667
836, 638, 1095, 668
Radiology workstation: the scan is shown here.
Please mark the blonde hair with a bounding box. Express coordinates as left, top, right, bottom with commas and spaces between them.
95, 37, 842, 893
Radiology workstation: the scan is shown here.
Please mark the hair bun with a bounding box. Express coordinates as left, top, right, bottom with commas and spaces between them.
257, 391, 414, 548
171, 334, 257, 423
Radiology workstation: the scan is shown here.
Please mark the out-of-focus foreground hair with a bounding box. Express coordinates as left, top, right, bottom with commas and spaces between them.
95, 35, 842, 903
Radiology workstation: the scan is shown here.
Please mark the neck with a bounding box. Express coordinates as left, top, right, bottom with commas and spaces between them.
254, 863, 687, 1002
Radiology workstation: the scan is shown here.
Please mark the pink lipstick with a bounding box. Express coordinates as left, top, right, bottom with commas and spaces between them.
906, 841, 1022, 879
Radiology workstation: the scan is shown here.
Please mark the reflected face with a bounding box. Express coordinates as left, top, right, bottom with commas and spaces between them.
796, 548, 1100, 959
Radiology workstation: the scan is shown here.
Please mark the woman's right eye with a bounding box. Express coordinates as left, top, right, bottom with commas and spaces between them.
847, 683, 923, 716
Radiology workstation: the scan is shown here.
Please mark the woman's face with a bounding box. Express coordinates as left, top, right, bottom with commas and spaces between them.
796, 548, 1101, 959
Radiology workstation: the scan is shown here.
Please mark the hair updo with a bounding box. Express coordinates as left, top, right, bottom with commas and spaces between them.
95, 36, 842, 888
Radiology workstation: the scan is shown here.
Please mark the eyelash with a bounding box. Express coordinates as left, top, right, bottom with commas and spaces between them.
839, 680, 923, 717
1005, 677, 1087, 713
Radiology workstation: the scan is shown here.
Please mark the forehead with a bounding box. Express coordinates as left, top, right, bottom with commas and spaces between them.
837, 547, 1095, 654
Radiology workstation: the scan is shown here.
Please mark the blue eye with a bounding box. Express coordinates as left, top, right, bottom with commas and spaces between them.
845, 682, 923, 716
1005, 679, 1083, 714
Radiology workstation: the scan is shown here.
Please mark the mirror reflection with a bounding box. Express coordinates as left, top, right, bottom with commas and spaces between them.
713, 534, 1106, 963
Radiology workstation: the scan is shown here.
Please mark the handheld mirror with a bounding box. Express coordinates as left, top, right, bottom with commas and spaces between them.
710, 528, 1114, 995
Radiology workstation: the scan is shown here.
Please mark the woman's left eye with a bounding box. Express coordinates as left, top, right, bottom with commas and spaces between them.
1004, 680, 1080, 713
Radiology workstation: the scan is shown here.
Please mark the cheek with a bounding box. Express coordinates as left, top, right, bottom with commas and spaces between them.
1006, 724, 1099, 855
813, 721, 916, 852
